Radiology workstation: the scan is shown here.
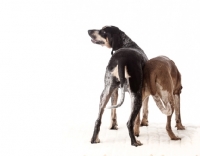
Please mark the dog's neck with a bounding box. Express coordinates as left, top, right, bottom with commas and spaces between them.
111, 32, 147, 59
116, 32, 148, 60
121, 32, 142, 50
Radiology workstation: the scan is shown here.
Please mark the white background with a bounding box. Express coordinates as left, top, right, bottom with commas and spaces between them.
0, 0, 200, 155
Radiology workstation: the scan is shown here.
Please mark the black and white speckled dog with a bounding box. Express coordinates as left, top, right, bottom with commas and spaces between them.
88, 26, 148, 146
88, 26, 150, 131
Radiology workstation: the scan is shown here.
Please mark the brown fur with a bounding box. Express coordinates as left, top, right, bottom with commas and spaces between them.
135, 56, 185, 140
144, 56, 182, 96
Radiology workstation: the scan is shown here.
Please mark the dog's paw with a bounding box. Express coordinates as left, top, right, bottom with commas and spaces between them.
134, 126, 140, 137
134, 131, 139, 137
131, 140, 143, 147
176, 124, 185, 130
91, 137, 100, 144
110, 125, 118, 130
140, 120, 148, 126
110, 120, 118, 130
171, 136, 181, 140
177, 126, 185, 130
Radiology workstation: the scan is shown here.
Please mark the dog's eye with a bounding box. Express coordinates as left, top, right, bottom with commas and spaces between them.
100, 30, 106, 34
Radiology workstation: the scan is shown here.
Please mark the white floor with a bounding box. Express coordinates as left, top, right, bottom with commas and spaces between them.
66, 121, 200, 156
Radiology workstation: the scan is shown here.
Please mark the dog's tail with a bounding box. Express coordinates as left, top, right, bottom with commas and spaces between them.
152, 95, 172, 116
148, 72, 157, 96
107, 86, 125, 109
108, 61, 126, 109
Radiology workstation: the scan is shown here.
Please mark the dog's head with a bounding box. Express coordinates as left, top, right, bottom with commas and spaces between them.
88, 26, 123, 54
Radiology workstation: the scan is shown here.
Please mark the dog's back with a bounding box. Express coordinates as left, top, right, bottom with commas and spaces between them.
107, 48, 146, 109
143, 56, 182, 96
108, 48, 146, 93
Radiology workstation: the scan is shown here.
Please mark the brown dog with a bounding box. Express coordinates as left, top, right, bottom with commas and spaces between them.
136, 56, 185, 139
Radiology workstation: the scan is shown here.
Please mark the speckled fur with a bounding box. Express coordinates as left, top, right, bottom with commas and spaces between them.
90, 49, 146, 146
88, 26, 149, 130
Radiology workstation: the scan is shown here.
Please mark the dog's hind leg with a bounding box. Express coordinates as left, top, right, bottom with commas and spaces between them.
127, 91, 143, 146
134, 111, 140, 137
162, 92, 181, 139
91, 86, 117, 143
174, 94, 185, 130
140, 97, 149, 126
91, 71, 118, 144
110, 89, 118, 130
135, 91, 150, 136
166, 106, 181, 140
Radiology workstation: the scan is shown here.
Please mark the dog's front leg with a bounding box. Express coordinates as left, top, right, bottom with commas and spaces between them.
110, 89, 118, 130
127, 92, 143, 146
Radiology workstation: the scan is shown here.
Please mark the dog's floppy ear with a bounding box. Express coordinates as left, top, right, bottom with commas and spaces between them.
107, 28, 123, 55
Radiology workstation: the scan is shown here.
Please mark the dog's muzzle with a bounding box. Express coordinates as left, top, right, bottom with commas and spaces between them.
91, 39, 104, 45
88, 30, 104, 45
88, 30, 93, 36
